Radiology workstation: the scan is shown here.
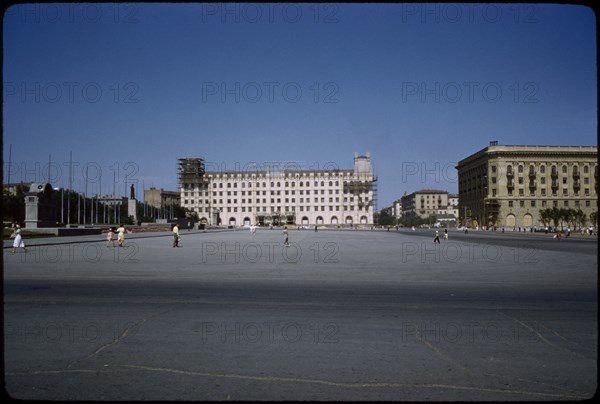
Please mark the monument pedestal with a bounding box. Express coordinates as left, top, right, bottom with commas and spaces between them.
128, 199, 138, 223
24, 183, 56, 228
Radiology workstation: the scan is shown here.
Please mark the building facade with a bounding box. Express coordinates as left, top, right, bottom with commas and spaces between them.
456, 144, 598, 228
401, 189, 449, 218
392, 199, 403, 220
3, 182, 32, 196
144, 187, 180, 209
447, 193, 459, 221
179, 153, 377, 226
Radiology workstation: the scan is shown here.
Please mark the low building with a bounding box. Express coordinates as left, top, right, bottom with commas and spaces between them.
144, 187, 180, 209
97, 195, 127, 206
3, 182, 32, 196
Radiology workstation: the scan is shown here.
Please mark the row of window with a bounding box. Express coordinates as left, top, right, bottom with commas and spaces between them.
184, 179, 375, 189
489, 188, 594, 197
504, 177, 592, 185
190, 206, 368, 213
184, 196, 368, 205
183, 189, 346, 197
500, 164, 596, 174
507, 200, 593, 208
460, 176, 591, 188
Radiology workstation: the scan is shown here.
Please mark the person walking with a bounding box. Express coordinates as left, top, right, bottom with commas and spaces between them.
433, 230, 440, 244
282, 226, 290, 247
106, 227, 115, 247
116, 224, 126, 247
173, 223, 181, 247
11, 225, 27, 253
443, 228, 448, 240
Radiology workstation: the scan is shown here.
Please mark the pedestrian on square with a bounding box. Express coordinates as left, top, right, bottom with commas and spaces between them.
106, 227, 115, 247
443, 229, 448, 240
282, 226, 290, 247
116, 224, 126, 247
11, 225, 27, 253
173, 223, 181, 247
433, 230, 440, 244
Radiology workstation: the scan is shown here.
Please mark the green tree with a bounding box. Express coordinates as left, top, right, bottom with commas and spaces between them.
375, 209, 395, 226
573, 209, 587, 230
2, 185, 26, 224
560, 208, 575, 229
549, 206, 562, 229
398, 211, 429, 227
590, 211, 597, 227
539, 208, 552, 228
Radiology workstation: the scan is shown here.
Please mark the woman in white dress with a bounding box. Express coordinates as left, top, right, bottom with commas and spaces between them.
11, 225, 27, 253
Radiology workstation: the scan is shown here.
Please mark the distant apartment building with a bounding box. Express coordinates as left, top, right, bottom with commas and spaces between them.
456, 143, 598, 228
401, 189, 449, 218
178, 153, 377, 226
447, 193, 459, 220
144, 187, 180, 209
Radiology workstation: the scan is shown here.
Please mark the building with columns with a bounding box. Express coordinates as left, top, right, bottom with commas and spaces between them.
179, 153, 377, 226
456, 144, 598, 228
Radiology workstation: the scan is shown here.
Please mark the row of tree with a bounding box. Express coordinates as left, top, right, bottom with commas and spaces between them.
538, 207, 597, 230
374, 206, 598, 230
375, 210, 438, 227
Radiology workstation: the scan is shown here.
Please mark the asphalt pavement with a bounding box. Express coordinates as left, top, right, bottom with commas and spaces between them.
3, 228, 597, 400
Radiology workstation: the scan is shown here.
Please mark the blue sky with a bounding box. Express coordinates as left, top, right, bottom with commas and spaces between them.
3, 3, 597, 209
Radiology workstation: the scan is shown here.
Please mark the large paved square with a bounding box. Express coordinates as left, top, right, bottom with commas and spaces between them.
3, 228, 597, 400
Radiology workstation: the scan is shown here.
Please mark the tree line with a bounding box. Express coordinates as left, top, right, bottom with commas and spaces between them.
3, 185, 195, 226
538, 207, 597, 230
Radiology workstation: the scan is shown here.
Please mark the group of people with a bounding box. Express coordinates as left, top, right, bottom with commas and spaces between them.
249, 224, 289, 246
433, 229, 449, 244
105, 225, 127, 247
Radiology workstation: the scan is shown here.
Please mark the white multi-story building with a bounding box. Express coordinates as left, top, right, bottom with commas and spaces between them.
391, 198, 403, 219
179, 153, 377, 226
447, 193, 459, 220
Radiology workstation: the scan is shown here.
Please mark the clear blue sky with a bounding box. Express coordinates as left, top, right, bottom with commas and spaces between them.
3, 3, 597, 209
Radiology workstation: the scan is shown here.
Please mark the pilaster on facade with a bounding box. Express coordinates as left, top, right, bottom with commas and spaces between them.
456, 144, 598, 228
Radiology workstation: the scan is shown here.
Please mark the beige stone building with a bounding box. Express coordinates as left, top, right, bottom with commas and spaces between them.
179, 153, 377, 226
401, 189, 449, 218
456, 144, 598, 228
143, 187, 180, 209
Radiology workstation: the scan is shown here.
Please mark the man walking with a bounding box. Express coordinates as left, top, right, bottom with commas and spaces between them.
173, 223, 181, 247
282, 226, 290, 247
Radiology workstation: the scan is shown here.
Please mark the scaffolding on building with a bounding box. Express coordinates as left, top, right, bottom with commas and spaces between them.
177, 157, 205, 187
372, 175, 378, 214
